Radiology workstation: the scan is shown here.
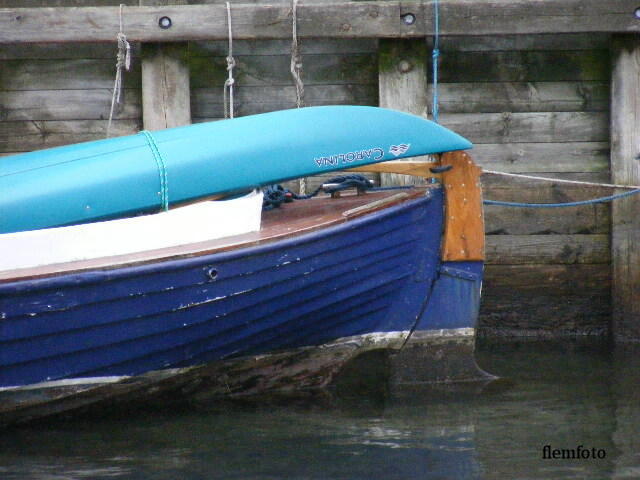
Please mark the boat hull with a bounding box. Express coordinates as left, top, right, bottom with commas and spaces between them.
0, 188, 490, 425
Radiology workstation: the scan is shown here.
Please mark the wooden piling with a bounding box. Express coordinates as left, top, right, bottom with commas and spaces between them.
140, 0, 191, 131
610, 35, 640, 342
141, 43, 191, 131
378, 39, 430, 186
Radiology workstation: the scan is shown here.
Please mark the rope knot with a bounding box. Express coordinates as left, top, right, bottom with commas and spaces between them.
116, 32, 131, 71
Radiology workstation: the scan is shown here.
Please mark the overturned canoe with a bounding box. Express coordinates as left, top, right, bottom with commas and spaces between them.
0, 106, 471, 234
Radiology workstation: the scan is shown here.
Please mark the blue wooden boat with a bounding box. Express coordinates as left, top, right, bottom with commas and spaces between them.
0, 106, 489, 426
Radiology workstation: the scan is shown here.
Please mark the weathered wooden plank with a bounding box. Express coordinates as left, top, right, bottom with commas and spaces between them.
191, 85, 375, 118
141, 42, 191, 130
485, 234, 610, 265
439, 33, 611, 52
481, 174, 613, 234
378, 39, 429, 187
480, 172, 612, 188
0, 43, 134, 60
189, 53, 377, 88
482, 179, 613, 200
440, 112, 609, 144
0, 55, 371, 97
429, 82, 609, 113
190, 38, 378, 57
483, 264, 611, 295
478, 293, 611, 336
1, 1, 639, 44
472, 142, 610, 173
484, 204, 610, 235
0, 89, 141, 121
0, 1, 138, 6
437, 50, 610, 82
610, 35, 640, 341
0, 59, 141, 89
0, 120, 140, 151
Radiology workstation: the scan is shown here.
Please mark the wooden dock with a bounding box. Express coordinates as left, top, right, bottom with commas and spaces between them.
1, 0, 639, 341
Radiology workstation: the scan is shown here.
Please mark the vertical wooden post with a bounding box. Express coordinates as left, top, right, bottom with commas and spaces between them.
378, 39, 429, 186
140, 0, 191, 131
610, 35, 640, 342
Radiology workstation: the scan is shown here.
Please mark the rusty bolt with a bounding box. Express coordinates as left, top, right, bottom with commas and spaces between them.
398, 60, 413, 73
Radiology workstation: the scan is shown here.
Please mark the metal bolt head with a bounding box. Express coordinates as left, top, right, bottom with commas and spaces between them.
401, 13, 416, 25
398, 60, 413, 73
158, 16, 172, 29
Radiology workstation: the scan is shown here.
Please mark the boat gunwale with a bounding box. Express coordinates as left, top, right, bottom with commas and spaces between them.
0, 187, 435, 284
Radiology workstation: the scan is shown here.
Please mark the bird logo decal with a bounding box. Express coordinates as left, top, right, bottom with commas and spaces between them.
389, 144, 410, 157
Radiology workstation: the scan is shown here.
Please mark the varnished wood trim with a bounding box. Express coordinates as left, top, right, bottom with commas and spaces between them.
347, 161, 439, 179
441, 151, 485, 261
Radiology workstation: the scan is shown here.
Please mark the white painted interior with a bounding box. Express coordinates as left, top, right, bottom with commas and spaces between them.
0, 191, 263, 272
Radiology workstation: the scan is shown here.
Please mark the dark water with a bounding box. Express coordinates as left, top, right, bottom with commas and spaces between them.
0, 340, 638, 480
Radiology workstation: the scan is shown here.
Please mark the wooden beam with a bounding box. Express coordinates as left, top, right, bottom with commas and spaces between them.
440, 151, 485, 262
378, 39, 430, 187
1, 1, 640, 43
610, 35, 640, 342
141, 42, 191, 130
139, 1, 191, 131
347, 161, 438, 178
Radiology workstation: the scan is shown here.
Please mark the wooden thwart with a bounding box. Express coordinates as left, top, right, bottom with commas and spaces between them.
348, 161, 438, 178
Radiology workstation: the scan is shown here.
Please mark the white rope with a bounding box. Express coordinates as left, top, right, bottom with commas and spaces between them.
223, 2, 236, 119
482, 169, 640, 190
291, 0, 307, 194
290, 0, 305, 109
107, 4, 131, 138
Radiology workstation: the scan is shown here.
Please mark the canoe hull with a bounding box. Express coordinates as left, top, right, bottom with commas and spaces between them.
0, 106, 472, 234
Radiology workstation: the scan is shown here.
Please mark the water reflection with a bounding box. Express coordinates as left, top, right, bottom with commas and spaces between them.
0, 340, 637, 480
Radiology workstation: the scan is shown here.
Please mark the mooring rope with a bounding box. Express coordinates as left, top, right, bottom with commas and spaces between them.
262, 175, 375, 210
290, 0, 307, 195
223, 2, 236, 119
431, 0, 440, 123
140, 130, 169, 212
291, 0, 305, 109
482, 169, 640, 207
107, 4, 131, 138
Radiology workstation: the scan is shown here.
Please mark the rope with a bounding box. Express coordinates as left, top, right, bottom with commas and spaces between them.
223, 2, 236, 119
290, 0, 305, 109
482, 169, 640, 208
140, 130, 169, 211
484, 189, 640, 208
431, 0, 440, 123
263, 175, 375, 210
483, 169, 640, 190
290, 0, 307, 195
107, 4, 131, 138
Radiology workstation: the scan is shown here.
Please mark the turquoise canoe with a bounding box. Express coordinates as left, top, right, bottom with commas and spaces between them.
0, 106, 471, 234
